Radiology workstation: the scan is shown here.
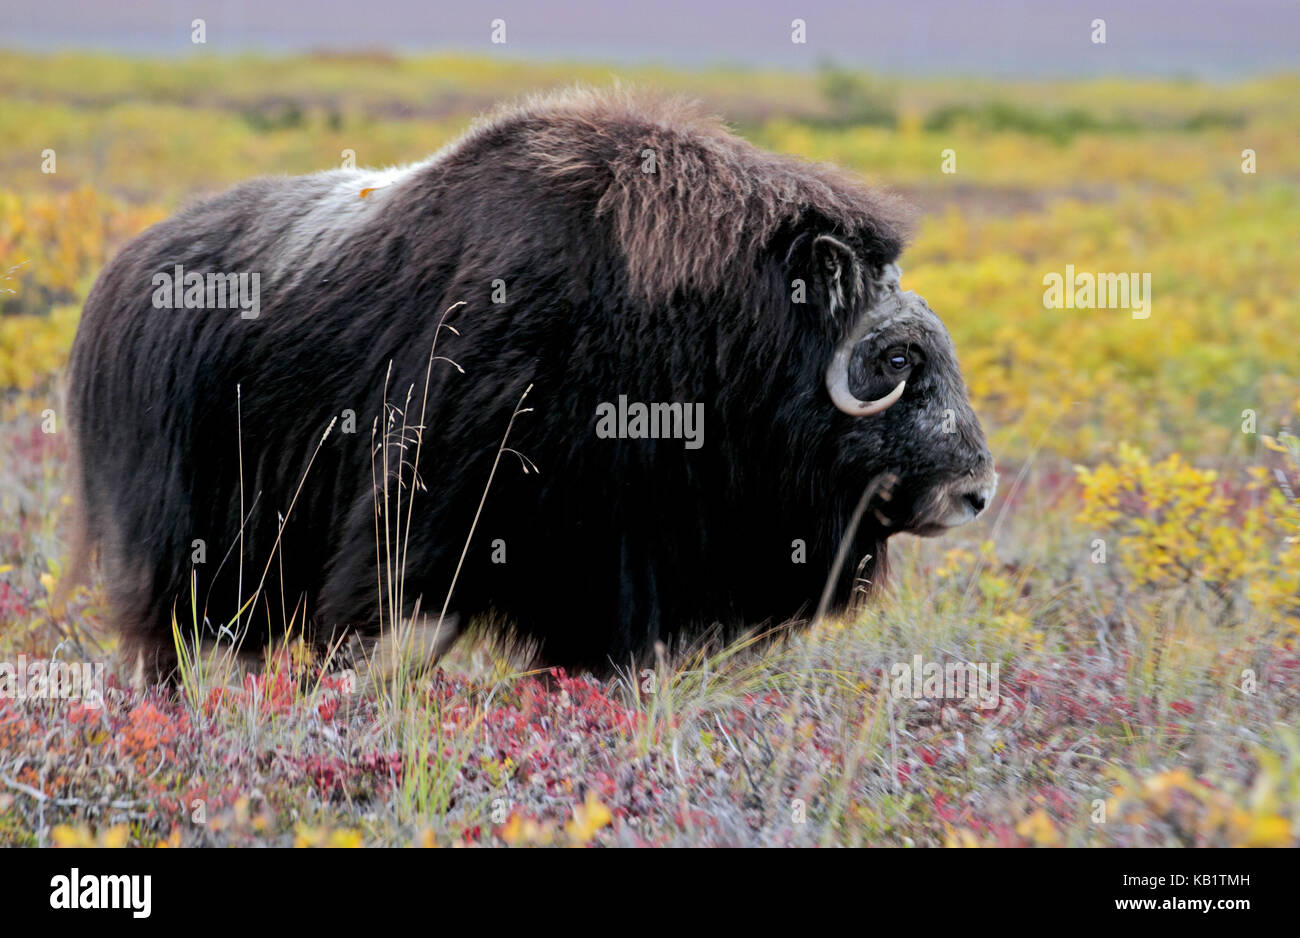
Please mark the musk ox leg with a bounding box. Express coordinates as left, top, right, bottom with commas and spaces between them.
105, 558, 184, 688
351, 613, 460, 692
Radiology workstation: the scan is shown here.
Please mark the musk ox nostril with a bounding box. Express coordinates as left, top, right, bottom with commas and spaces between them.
963, 491, 987, 514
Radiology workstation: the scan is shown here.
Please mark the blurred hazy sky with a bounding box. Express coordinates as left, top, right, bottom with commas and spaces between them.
4, 0, 1297, 77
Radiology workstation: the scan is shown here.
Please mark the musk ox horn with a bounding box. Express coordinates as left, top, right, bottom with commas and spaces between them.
825, 261, 907, 417
825, 353, 906, 417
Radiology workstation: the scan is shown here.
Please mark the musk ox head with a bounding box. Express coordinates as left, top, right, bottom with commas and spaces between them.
819, 253, 996, 538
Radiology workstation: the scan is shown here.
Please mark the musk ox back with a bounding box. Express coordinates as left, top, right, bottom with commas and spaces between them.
66, 88, 995, 679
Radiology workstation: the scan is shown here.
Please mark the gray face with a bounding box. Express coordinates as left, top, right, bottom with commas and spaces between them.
826, 263, 997, 536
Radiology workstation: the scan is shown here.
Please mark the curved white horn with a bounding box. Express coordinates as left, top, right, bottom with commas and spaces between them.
826, 343, 906, 417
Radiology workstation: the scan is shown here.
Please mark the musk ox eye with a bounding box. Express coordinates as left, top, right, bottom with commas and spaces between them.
886, 347, 910, 371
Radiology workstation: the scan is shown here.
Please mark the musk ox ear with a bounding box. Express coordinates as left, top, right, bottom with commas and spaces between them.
811, 234, 857, 317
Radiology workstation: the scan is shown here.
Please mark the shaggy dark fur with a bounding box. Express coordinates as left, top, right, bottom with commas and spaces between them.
66, 89, 993, 676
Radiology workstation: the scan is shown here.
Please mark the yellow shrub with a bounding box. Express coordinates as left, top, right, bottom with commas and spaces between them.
1076, 442, 1300, 629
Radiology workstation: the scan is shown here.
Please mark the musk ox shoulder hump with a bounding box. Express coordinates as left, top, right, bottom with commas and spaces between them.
435, 87, 913, 301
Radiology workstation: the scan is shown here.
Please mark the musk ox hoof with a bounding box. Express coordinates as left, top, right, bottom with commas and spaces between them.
349, 614, 461, 693
125, 636, 263, 691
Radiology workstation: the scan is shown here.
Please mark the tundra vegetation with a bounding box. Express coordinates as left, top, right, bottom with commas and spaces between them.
0, 52, 1297, 847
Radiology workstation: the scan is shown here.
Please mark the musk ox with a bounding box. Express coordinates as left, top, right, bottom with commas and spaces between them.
66, 89, 995, 680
